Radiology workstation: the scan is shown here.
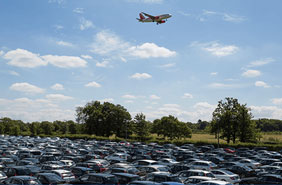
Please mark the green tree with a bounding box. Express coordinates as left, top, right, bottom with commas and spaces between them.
40, 121, 54, 135
211, 97, 259, 144
152, 115, 192, 140
76, 101, 131, 137
133, 113, 150, 141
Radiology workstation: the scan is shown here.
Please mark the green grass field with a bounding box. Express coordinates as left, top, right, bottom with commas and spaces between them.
188, 133, 282, 144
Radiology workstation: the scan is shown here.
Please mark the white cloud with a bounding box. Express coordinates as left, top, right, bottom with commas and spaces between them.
210, 72, 218, 76
271, 98, 282, 105
9, 71, 20, 76
3, 49, 47, 68
90, 30, 130, 55
209, 83, 240, 89
250, 105, 282, 120
143, 102, 215, 122
56, 41, 74, 47
248, 58, 274, 67
48, 0, 66, 4
160, 63, 176, 68
242, 69, 261, 78
202, 10, 246, 23
130, 73, 152, 80
10, 82, 45, 94
96, 60, 110, 68
255, 81, 270, 88
129, 43, 176, 58
126, 0, 163, 3
99, 98, 114, 103
73, 8, 84, 14
54, 25, 64, 30
79, 17, 94, 30
202, 42, 239, 57
42, 55, 87, 68
0, 97, 74, 122
122, 94, 137, 99
90, 31, 176, 60
51, 83, 64, 90
46, 94, 73, 101
182, 93, 193, 99
222, 13, 246, 23
0, 50, 4, 56
81, 55, 93, 59
85, 81, 101, 88
150, 95, 160, 100
3, 48, 87, 68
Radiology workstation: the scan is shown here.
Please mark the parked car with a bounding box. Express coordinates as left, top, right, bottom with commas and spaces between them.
113, 172, 140, 184
188, 160, 217, 171
51, 169, 75, 182
36, 173, 66, 185
183, 176, 216, 185
70, 173, 119, 184
211, 169, 240, 183
144, 172, 182, 183
71, 166, 95, 178
3, 176, 42, 185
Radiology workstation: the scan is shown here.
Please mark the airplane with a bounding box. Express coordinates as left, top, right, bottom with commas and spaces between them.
136, 12, 172, 25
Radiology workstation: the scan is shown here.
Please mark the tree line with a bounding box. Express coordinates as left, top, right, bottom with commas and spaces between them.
0, 97, 281, 143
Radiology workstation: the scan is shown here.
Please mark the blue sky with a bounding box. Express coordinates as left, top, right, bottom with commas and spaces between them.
1, 0, 282, 123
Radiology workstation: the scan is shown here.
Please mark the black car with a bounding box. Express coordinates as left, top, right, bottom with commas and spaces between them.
113, 173, 140, 184
71, 166, 95, 178
36, 173, 66, 185
76, 160, 109, 173
4, 166, 32, 177
3, 176, 42, 185
145, 172, 182, 183
70, 173, 118, 184
240, 174, 282, 184
225, 164, 256, 178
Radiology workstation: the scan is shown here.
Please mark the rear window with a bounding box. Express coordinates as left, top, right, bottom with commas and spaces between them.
27, 180, 41, 185
106, 176, 118, 183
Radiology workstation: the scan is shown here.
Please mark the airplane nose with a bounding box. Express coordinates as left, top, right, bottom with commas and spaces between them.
169, 14, 172, 17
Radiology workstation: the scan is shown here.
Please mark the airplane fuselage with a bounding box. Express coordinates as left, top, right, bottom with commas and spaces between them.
137, 13, 172, 24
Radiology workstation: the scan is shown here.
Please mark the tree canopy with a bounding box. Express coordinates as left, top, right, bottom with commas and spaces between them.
211, 97, 259, 143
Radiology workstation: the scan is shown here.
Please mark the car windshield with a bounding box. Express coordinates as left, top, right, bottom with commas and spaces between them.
106, 176, 118, 183
27, 180, 41, 185
221, 170, 234, 175
158, 167, 170, 172
47, 174, 64, 182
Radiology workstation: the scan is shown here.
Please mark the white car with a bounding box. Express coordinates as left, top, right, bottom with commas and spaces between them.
238, 159, 261, 169
197, 180, 233, 185
184, 176, 216, 184
271, 162, 282, 167
51, 169, 75, 182
177, 169, 215, 182
211, 169, 240, 184
157, 158, 180, 166
60, 159, 75, 167
188, 160, 217, 171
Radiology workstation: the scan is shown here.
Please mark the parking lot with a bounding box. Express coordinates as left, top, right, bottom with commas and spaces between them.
0, 135, 282, 184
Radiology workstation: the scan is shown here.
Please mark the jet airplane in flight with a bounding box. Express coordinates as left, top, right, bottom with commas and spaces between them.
137, 12, 172, 24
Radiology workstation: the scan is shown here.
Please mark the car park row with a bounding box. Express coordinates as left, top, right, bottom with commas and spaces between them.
0, 135, 282, 184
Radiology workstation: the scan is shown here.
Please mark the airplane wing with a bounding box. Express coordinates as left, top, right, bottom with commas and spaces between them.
142, 12, 156, 20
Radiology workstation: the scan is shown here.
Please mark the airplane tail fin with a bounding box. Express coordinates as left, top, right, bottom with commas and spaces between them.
139, 13, 145, 20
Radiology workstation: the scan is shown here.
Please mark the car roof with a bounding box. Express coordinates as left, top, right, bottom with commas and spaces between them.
10, 176, 37, 180
112, 173, 139, 177
88, 173, 115, 177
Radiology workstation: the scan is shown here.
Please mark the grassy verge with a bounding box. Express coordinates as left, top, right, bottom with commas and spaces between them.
31, 133, 282, 151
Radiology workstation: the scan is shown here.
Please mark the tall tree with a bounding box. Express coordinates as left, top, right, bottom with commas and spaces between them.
151, 115, 192, 140
211, 97, 258, 143
133, 113, 150, 141
76, 101, 131, 137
